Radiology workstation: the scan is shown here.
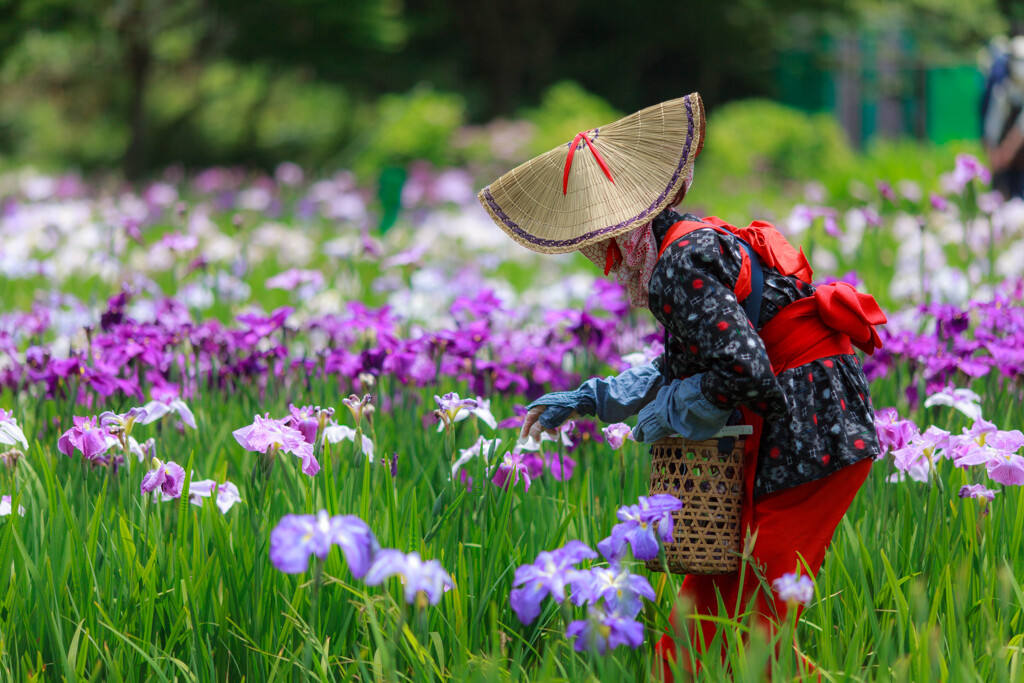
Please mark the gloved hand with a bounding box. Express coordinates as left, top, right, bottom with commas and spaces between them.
520, 362, 668, 443
632, 374, 732, 443
520, 390, 590, 443
519, 404, 578, 444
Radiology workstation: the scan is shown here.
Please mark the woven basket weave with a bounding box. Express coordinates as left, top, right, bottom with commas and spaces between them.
645, 427, 751, 575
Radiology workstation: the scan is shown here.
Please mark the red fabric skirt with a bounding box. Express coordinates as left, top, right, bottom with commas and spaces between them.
654, 282, 884, 680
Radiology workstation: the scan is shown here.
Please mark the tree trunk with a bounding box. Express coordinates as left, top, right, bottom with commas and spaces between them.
124, 33, 152, 180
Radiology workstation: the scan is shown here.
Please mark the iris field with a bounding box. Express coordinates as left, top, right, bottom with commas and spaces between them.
0, 157, 1022, 681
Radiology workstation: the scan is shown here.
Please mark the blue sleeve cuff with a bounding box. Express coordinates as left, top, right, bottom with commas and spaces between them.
633, 374, 732, 443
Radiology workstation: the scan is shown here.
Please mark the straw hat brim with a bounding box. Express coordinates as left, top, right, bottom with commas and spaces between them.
477, 92, 705, 254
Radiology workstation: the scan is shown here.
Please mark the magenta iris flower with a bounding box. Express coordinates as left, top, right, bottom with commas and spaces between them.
491, 450, 531, 492
57, 416, 111, 461
286, 404, 320, 444
874, 408, 918, 454
569, 564, 655, 618
598, 495, 681, 561
509, 541, 596, 624
233, 414, 320, 476
364, 549, 453, 605
772, 572, 815, 606
269, 510, 378, 577
141, 459, 187, 498
565, 606, 644, 654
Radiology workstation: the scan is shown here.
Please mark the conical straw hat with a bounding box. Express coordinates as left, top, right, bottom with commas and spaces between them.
478, 92, 705, 254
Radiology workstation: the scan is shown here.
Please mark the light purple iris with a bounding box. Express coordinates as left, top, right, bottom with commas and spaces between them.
772, 572, 815, 606
141, 459, 187, 498
947, 153, 991, 193
269, 510, 378, 577
138, 398, 197, 429
57, 416, 111, 461
601, 423, 633, 451
924, 386, 983, 421
99, 406, 149, 437
491, 450, 531, 492
364, 549, 453, 606
986, 453, 1024, 486
598, 494, 681, 561
0, 409, 28, 450
451, 435, 498, 479
570, 564, 655, 618
509, 541, 597, 624
187, 479, 242, 513
322, 421, 374, 460
959, 484, 997, 501
233, 414, 320, 476
342, 394, 373, 425
433, 392, 495, 430
0, 495, 25, 517
565, 606, 644, 654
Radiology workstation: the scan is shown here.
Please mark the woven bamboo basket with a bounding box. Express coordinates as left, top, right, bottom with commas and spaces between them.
645, 426, 752, 575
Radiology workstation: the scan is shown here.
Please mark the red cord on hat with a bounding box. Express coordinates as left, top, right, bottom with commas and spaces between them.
604, 240, 622, 275
563, 130, 616, 195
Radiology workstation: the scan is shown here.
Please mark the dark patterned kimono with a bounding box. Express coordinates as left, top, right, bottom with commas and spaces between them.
648, 210, 880, 498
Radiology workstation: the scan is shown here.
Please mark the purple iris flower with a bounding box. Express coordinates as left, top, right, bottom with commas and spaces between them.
772, 572, 815, 606
286, 404, 320, 444
565, 606, 644, 654
57, 416, 111, 461
570, 564, 655, 618
99, 406, 149, 438
364, 549, 453, 606
598, 495, 681, 562
140, 459, 186, 498
509, 541, 596, 624
270, 510, 378, 577
874, 408, 918, 454
233, 414, 320, 476
959, 484, 997, 501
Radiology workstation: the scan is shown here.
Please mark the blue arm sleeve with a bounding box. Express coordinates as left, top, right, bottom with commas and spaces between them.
528, 362, 666, 429
632, 374, 733, 443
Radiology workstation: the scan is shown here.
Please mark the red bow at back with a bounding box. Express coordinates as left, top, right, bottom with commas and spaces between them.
814, 282, 887, 354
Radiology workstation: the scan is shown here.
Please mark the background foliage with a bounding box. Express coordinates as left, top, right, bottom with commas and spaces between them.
0, 0, 1016, 176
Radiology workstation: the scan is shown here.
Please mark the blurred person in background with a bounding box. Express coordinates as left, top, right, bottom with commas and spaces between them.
981, 35, 1024, 199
